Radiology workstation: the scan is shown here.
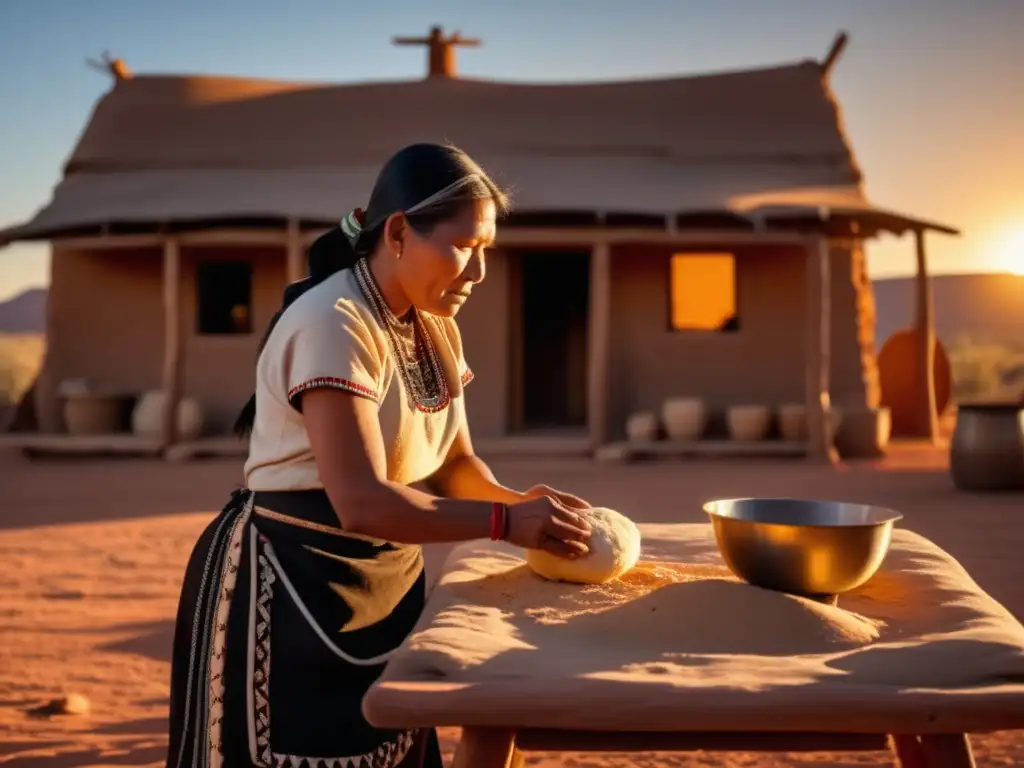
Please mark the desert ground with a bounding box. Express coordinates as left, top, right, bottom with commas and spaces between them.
2, 443, 1023, 767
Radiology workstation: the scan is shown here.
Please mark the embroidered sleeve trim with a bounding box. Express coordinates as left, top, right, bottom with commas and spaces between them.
461, 368, 474, 386
287, 377, 378, 407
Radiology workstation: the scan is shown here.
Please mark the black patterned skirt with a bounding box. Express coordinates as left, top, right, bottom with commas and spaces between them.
165, 489, 443, 768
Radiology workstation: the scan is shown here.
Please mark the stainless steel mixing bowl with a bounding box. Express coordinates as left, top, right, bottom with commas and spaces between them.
703, 497, 903, 596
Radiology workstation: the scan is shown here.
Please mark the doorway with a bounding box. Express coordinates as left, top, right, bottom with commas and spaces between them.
514, 251, 590, 430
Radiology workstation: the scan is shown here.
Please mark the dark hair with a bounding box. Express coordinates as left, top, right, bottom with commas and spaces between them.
233, 143, 509, 436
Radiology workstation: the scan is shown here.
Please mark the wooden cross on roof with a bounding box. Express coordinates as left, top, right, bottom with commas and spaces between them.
393, 25, 481, 79
85, 51, 133, 81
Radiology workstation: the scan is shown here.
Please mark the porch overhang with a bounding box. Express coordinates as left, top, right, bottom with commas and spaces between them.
740, 204, 960, 238
0, 201, 961, 249
0, 163, 959, 248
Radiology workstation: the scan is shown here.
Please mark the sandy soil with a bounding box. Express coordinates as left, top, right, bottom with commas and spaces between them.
1, 444, 1022, 767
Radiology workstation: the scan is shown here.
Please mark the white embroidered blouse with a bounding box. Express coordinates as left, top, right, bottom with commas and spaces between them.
243, 259, 473, 491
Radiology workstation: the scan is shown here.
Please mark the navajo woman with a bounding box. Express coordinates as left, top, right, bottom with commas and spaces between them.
166, 143, 594, 768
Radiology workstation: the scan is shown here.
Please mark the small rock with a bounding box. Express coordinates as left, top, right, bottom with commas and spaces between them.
26, 693, 90, 718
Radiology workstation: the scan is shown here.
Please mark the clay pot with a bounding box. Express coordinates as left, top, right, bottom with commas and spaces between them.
950, 403, 1024, 491
776, 404, 847, 444
727, 405, 771, 442
878, 328, 952, 437
661, 398, 706, 441
834, 407, 892, 459
777, 404, 807, 441
57, 379, 90, 398
131, 391, 205, 441
63, 394, 123, 436
625, 411, 659, 443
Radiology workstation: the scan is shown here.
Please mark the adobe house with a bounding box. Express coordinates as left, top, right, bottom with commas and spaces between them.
0, 30, 957, 460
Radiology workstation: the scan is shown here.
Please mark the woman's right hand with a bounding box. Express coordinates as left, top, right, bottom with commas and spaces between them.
505, 496, 592, 559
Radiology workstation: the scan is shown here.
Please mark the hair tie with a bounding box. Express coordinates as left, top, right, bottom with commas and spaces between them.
339, 207, 366, 247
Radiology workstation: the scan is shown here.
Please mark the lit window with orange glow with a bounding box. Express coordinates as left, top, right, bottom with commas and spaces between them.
668, 253, 739, 332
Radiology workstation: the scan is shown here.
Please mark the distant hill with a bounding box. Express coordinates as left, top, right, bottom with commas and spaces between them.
872, 272, 1024, 350
0, 288, 46, 333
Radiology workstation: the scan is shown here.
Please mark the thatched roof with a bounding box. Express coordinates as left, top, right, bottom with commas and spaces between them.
3, 58, 952, 242
65, 62, 859, 173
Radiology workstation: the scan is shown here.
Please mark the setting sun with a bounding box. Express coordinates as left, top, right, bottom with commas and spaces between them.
993, 225, 1024, 275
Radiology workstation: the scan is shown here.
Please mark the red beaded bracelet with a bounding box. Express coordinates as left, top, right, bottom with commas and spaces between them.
489, 502, 508, 541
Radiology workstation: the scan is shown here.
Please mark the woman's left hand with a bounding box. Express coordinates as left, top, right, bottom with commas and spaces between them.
522, 484, 591, 511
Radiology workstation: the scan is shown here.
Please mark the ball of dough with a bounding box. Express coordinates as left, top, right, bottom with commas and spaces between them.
526, 507, 642, 584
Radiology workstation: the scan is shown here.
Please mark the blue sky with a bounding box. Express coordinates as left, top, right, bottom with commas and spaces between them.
1, 0, 1022, 300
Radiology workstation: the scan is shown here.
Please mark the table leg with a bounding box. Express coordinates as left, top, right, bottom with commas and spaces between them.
452, 727, 520, 768
918, 734, 976, 768
891, 735, 927, 768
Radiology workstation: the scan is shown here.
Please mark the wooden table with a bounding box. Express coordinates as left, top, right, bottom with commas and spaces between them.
450, 728, 974, 767
366, 525, 1024, 768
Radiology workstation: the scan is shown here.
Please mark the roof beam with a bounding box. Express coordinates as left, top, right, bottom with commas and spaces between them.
85, 51, 133, 81
821, 31, 849, 78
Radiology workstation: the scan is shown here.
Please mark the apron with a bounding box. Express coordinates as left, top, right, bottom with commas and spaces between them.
166, 488, 443, 768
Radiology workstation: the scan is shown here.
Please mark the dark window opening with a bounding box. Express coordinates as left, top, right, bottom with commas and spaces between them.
196, 261, 253, 335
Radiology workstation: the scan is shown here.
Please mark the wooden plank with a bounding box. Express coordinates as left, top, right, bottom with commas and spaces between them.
515, 729, 889, 753
302, 227, 809, 248
914, 230, 940, 443
47, 228, 813, 253
160, 237, 182, 451
498, 228, 805, 248
805, 237, 837, 463
0, 433, 162, 456
179, 229, 286, 247
285, 217, 304, 283
164, 436, 248, 462
475, 432, 592, 458
586, 242, 612, 449
51, 229, 288, 250
597, 439, 809, 462
51, 234, 162, 250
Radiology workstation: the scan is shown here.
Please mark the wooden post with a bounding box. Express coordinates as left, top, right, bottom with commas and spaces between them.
507, 252, 525, 433
587, 241, 612, 450
160, 236, 182, 451
35, 248, 62, 433
805, 236, 837, 463
914, 229, 940, 443
452, 728, 520, 768
918, 733, 977, 768
285, 218, 303, 284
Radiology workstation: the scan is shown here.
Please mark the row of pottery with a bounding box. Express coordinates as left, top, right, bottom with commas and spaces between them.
633, 398, 840, 442
60, 381, 204, 440
627, 398, 891, 457
950, 403, 1024, 491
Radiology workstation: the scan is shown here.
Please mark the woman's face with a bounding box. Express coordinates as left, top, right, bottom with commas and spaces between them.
390, 198, 496, 317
